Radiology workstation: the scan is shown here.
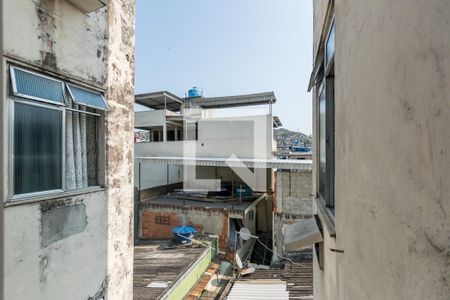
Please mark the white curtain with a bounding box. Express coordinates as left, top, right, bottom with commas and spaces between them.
65, 104, 88, 190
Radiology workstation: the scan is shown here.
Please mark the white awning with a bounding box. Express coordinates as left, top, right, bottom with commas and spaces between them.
135, 156, 312, 171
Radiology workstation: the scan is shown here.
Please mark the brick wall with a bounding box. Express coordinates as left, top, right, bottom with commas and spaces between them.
275, 170, 313, 216
141, 211, 182, 239
140, 206, 233, 254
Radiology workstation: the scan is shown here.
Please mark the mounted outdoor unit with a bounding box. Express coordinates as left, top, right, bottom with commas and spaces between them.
65, 0, 107, 14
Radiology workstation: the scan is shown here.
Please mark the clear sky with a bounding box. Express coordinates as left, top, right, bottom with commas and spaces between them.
135, 0, 313, 134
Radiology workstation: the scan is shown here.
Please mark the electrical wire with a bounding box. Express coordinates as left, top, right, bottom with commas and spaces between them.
254, 237, 304, 266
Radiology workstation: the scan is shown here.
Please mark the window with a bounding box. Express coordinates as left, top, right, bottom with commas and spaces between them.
317, 15, 335, 215
9, 66, 107, 198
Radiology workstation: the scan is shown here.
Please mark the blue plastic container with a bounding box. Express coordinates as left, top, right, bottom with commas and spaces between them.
172, 225, 197, 244
188, 87, 202, 98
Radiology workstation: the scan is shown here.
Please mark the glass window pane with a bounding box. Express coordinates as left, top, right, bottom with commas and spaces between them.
86, 113, 98, 186
326, 22, 335, 64
319, 88, 326, 198
14, 102, 62, 194
12, 67, 64, 104
67, 83, 108, 110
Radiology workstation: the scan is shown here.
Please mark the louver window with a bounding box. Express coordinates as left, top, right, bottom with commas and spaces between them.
66, 83, 108, 110
10, 67, 65, 104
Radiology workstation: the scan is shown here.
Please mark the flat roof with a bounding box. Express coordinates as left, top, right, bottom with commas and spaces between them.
134, 241, 207, 300
190, 92, 276, 109
135, 156, 312, 171
135, 91, 184, 111
141, 194, 263, 212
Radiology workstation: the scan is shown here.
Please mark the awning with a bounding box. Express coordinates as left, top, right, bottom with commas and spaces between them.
283, 217, 323, 252
65, 0, 106, 13
135, 156, 312, 171
190, 92, 276, 109
307, 49, 324, 92
135, 91, 184, 111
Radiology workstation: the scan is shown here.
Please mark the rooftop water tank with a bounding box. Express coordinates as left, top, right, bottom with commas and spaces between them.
188, 87, 202, 98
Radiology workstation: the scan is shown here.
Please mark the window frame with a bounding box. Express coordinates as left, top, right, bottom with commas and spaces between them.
9, 66, 66, 107
7, 64, 106, 202
317, 14, 336, 220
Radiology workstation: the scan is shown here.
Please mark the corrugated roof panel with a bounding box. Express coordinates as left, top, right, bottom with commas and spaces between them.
192, 92, 276, 109
226, 280, 289, 300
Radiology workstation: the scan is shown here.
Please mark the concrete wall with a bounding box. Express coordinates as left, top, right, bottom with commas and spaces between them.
140, 205, 231, 253
3, 0, 108, 87
273, 170, 313, 264
135, 114, 274, 159
312, 0, 450, 299
275, 170, 313, 215
2, 0, 135, 299
4, 192, 108, 299
104, 0, 135, 299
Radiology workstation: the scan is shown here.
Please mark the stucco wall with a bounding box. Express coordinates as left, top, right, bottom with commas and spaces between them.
140, 205, 231, 253
2, 0, 136, 299
275, 170, 313, 215
3, 0, 108, 87
4, 191, 108, 299
105, 0, 135, 299
313, 0, 450, 299
135, 114, 274, 160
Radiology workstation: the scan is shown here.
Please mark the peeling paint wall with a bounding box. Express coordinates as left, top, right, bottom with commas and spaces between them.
275, 170, 313, 215
312, 0, 450, 299
4, 192, 108, 299
273, 170, 313, 263
4, 0, 108, 86
140, 205, 231, 253
105, 0, 135, 299
2, 0, 135, 299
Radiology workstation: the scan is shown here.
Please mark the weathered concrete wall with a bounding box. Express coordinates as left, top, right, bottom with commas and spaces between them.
3, 0, 108, 86
273, 170, 312, 264
140, 205, 230, 253
105, 0, 135, 299
2, 0, 136, 299
4, 192, 108, 299
313, 0, 450, 299
275, 170, 313, 215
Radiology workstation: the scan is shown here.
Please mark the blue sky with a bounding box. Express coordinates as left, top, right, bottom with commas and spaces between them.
136, 0, 313, 134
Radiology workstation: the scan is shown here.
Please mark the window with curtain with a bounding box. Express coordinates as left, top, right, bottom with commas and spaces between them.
9, 66, 107, 197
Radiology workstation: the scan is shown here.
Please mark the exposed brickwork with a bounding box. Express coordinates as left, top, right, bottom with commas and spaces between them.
140, 207, 234, 255
141, 211, 182, 239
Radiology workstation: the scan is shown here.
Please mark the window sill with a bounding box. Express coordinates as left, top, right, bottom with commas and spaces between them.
4, 186, 106, 207
315, 197, 336, 238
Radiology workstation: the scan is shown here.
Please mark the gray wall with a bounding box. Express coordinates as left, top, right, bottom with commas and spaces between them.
273, 170, 313, 264
312, 1, 450, 299
2, 0, 135, 299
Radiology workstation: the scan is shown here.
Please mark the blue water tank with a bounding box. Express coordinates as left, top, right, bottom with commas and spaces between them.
188, 87, 202, 98
172, 225, 197, 244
